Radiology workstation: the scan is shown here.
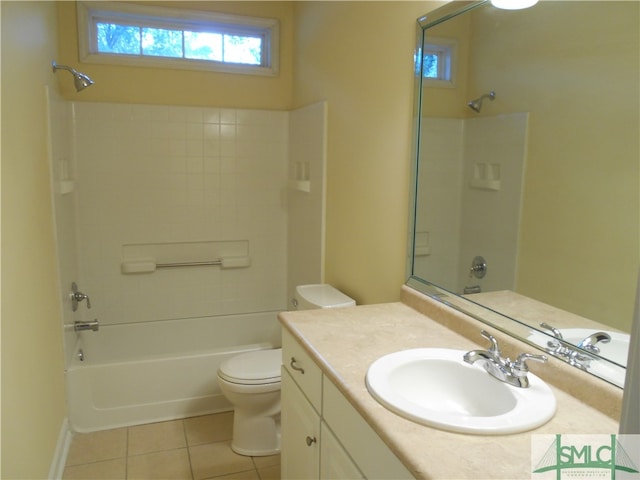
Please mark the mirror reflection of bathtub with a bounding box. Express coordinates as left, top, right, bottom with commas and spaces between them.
66, 312, 281, 432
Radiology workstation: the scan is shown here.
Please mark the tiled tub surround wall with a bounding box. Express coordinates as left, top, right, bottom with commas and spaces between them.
415, 114, 528, 294
73, 103, 289, 324
68, 103, 291, 431
46, 90, 80, 369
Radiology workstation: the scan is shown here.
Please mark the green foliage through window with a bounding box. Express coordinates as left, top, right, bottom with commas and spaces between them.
421, 40, 455, 85
79, 2, 278, 75
96, 22, 262, 65
422, 54, 439, 78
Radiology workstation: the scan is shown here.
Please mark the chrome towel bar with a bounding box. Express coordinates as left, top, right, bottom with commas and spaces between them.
156, 260, 222, 268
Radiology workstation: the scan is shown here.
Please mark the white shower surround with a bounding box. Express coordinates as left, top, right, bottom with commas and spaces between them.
49, 102, 326, 431
73, 102, 290, 327
415, 113, 528, 294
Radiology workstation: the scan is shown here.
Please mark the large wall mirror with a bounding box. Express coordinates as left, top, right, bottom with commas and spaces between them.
408, 0, 639, 388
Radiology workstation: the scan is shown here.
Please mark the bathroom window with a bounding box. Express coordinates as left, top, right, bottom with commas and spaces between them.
422, 38, 457, 87
77, 1, 279, 76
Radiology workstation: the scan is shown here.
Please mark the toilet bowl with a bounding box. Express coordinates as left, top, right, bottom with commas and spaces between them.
216, 284, 355, 456
217, 348, 282, 456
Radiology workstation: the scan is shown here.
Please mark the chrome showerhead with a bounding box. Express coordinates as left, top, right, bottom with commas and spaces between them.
467, 91, 496, 113
52, 61, 94, 92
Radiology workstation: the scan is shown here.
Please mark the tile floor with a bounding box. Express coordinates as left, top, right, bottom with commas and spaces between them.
63, 412, 280, 480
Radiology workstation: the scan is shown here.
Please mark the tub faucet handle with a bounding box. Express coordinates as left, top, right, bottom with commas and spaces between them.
71, 282, 91, 311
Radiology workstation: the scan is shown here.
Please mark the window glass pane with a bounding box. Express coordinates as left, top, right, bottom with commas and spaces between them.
423, 53, 439, 78
142, 27, 183, 57
223, 35, 262, 65
83, 3, 277, 75
97, 23, 141, 54
185, 31, 222, 61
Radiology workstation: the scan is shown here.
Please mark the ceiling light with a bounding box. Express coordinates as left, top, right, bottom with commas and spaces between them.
491, 0, 538, 10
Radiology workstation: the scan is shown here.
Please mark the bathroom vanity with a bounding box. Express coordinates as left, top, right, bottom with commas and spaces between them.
278, 286, 622, 479
281, 329, 412, 479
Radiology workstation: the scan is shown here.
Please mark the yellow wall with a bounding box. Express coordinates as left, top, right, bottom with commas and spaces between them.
1, 2, 68, 478
420, 10, 472, 118
55, 1, 294, 109
292, 1, 442, 304
468, 2, 639, 330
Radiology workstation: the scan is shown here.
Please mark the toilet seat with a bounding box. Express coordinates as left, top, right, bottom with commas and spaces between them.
218, 348, 282, 385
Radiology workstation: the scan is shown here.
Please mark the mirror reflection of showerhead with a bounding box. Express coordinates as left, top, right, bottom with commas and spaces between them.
467, 91, 496, 113
52, 61, 94, 92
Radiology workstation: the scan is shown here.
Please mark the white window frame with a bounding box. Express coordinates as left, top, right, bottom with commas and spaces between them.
77, 1, 280, 77
422, 37, 457, 88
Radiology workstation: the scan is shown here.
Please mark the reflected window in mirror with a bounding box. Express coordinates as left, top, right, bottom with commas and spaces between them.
422, 37, 457, 88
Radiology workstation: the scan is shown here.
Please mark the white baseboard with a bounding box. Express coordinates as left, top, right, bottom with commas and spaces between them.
48, 418, 73, 480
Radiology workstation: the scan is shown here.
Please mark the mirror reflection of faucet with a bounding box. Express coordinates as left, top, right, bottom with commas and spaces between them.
539, 322, 611, 369
469, 256, 487, 279
463, 285, 481, 294
64, 319, 100, 332
71, 282, 91, 312
464, 256, 487, 294
577, 332, 611, 354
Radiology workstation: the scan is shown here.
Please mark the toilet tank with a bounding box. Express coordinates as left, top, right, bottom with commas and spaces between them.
294, 284, 356, 310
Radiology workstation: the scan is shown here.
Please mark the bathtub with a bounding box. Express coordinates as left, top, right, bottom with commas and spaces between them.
66, 311, 282, 433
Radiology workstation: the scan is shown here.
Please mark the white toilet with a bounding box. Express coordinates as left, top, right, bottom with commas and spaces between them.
216, 284, 355, 456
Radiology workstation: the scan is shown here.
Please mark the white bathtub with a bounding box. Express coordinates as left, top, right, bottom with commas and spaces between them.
66, 311, 282, 432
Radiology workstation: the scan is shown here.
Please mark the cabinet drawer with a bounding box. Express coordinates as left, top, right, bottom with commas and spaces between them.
282, 329, 322, 412
323, 379, 414, 479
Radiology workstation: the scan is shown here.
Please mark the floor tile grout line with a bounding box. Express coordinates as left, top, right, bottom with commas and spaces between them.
63, 413, 278, 480
125, 425, 129, 479
181, 419, 196, 480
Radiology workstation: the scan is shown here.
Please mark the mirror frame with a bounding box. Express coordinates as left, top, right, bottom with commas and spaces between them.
406, 0, 627, 388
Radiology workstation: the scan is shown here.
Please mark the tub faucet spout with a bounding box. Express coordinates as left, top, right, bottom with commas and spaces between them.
74, 320, 100, 332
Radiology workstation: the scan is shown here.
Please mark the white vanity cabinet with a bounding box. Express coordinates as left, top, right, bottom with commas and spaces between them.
281, 329, 414, 479
281, 369, 321, 478
320, 422, 365, 479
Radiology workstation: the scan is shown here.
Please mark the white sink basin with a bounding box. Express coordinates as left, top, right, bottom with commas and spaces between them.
365, 348, 556, 434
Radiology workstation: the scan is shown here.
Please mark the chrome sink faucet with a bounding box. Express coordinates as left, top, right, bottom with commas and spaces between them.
464, 330, 547, 388
539, 323, 610, 369
576, 331, 611, 354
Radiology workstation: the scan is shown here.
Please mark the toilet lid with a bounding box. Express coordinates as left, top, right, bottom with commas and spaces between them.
218, 348, 282, 385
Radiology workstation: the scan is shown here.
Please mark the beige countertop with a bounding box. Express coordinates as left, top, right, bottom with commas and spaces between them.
466, 290, 627, 333
278, 286, 622, 479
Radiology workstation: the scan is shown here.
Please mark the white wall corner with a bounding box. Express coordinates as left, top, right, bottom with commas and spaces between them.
48, 418, 73, 480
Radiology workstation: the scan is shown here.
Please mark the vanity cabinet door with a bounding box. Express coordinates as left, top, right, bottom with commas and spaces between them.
281, 368, 320, 480
320, 421, 365, 479
323, 379, 414, 479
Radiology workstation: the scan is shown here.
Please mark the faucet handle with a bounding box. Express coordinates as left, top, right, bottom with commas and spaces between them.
71, 282, 91, 312
480, 330, 501, 356
540, 322, 563, 339
511, 353, 547, 376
